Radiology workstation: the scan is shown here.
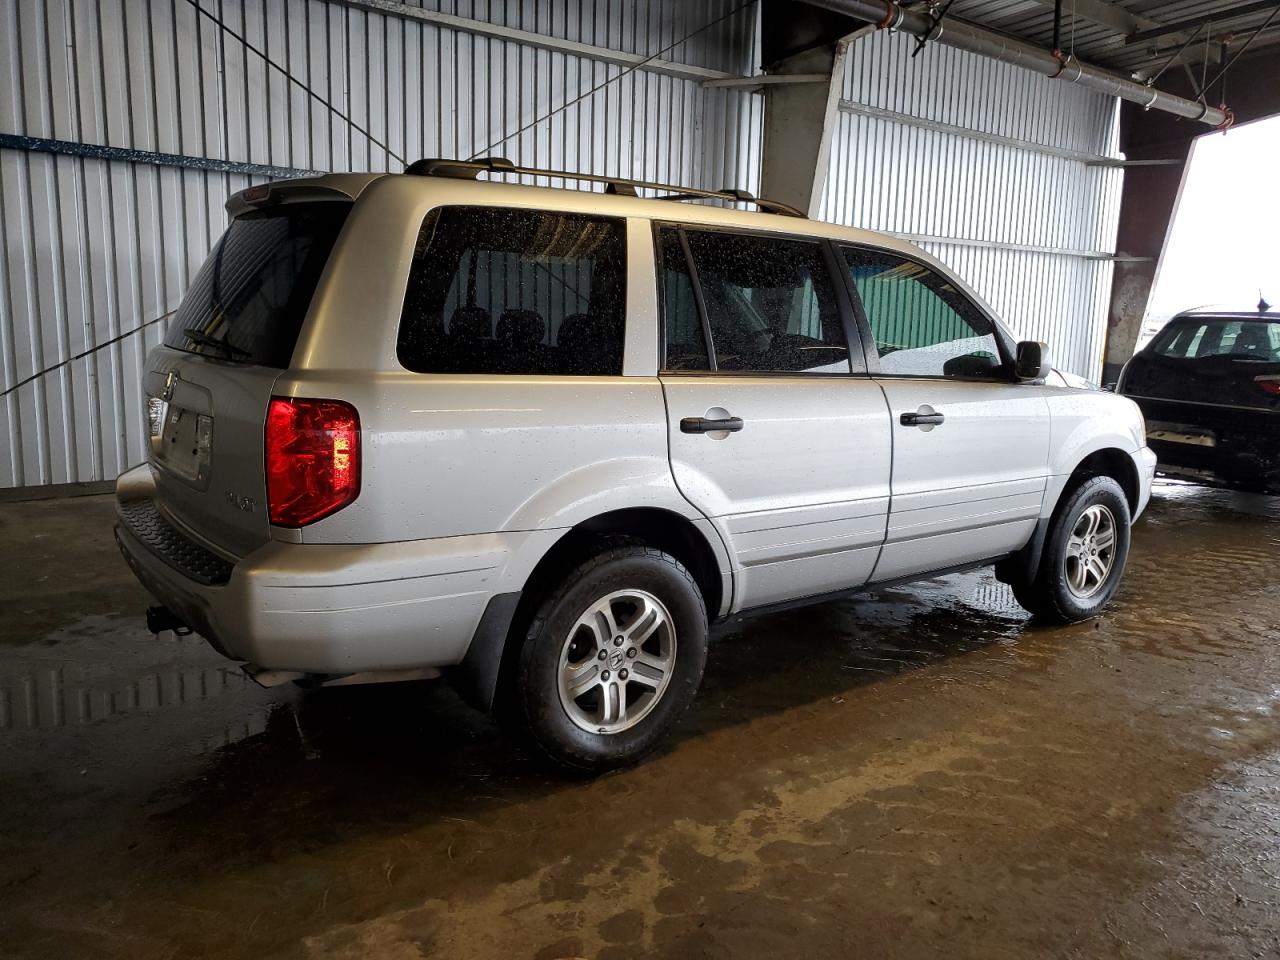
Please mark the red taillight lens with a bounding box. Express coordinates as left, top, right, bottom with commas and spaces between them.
265, 397, 361, 527
1256, 375, 1280, 396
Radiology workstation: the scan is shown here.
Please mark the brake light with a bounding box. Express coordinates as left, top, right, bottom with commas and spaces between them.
265, 397, 360, 527
1256, 375, 1280, 397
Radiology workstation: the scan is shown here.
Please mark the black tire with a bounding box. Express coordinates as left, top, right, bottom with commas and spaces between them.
511, 545, 708, 773
1012, 475, 1132, 623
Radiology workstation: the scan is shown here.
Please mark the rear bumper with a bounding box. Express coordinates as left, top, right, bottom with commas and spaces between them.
114, 465, 539, 674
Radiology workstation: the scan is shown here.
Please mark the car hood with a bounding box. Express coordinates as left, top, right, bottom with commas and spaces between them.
1054, 368, 1099, 390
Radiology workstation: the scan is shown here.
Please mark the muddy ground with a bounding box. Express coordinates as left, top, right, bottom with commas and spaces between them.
1, 482, 1278, 959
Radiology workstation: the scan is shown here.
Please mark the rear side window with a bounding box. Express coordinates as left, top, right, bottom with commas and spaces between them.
1152, 322, 1208, 359
165, 202, 350, 368
842, 247, 1004, 379
1152, 318, 1280, 361
660, 227, 852, 374
397, 207, 626, 375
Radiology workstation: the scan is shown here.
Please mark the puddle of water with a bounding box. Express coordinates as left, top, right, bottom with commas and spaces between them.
0, 614, 284, 766
0, 661, 252, 732
1, 483, 1279, 960
1149, 479, 1280, 520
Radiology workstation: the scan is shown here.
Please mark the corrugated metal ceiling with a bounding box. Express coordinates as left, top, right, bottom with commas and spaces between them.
944, 0, 1280, 77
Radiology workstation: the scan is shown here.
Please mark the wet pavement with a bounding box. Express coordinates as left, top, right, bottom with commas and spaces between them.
2, 483, 1279, 959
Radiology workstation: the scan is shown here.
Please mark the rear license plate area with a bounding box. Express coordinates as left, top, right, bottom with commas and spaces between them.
155, 405, 214, 482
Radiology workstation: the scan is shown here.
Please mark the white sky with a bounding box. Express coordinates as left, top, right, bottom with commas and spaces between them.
1146, 113, 1280, 328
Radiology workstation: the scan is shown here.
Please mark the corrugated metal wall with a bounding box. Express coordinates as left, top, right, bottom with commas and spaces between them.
819, 30, 1124, 381
0, 0, 763, 488
2, 3, 1126, 490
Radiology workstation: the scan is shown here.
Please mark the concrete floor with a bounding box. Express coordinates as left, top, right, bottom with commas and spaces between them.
2, 484, 1279, 959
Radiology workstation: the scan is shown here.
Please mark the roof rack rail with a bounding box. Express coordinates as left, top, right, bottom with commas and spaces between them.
403, 157, 806, 218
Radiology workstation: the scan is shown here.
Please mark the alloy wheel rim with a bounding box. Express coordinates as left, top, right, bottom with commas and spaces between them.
1064, 503, 1118, 599
557, 588, 677, 735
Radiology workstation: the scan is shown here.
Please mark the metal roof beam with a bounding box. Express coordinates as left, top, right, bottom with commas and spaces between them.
328, 0, 746, 84
704, 73, 830, 87
1015, 0, 1203, 75
1126, 0, 1280, 45
799, 0, 1230, 125
1132, 23, 1280, 74
836, 99, 1122, 165
1021, 0, 1156, 38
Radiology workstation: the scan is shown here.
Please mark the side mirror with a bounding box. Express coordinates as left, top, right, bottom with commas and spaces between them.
1015, 341, 1051, 381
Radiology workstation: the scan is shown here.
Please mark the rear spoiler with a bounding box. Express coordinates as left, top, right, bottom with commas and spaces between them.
225, 174, 382, 218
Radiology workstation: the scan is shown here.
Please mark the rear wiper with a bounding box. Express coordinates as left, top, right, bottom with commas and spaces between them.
182, 328, 250, 359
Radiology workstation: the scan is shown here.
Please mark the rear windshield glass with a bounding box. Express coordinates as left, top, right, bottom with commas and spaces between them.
1151, 318, 1280, 362
397, 206, 626, 375
164, 201, 351, 367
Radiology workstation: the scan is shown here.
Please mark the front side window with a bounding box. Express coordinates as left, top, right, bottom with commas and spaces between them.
843, 247, 1004, 379
661, 228, 852, 374
398, 207, 626, 375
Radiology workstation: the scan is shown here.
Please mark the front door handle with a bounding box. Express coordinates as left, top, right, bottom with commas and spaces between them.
681, 416, 745, 434
900, 410, 945, 427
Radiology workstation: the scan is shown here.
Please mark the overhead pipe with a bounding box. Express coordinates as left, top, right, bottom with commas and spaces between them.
797, 0, 1231, 127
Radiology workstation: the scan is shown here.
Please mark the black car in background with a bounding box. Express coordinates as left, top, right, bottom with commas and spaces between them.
1118, 308, 1280, 494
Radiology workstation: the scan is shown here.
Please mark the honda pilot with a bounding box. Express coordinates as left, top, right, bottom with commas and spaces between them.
115, 158, 1156, 770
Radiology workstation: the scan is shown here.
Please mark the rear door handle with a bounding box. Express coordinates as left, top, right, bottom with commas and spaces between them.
900, 410, 945, 427
681, 416, 745, 434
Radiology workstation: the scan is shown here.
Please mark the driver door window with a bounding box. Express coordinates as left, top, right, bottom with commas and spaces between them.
842, 247, 1004, 379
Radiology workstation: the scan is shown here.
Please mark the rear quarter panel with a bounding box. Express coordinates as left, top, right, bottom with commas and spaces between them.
276, 371, 696, 543
280, 176, 706, 547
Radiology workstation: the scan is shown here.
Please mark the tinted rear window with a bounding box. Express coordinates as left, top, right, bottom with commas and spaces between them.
1152, 318, 1280, 361
165, 202, 350, 367
397, 206, 626, 375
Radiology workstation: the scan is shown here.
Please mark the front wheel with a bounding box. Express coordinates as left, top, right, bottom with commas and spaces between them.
512, 545, 708, 772
1011, 475, 1132, 623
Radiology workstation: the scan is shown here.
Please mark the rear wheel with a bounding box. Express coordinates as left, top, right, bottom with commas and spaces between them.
1011, 475, 1131, 623
512, 545, 708, 772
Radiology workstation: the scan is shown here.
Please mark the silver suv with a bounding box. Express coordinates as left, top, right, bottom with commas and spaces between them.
115, 158, 1156, 770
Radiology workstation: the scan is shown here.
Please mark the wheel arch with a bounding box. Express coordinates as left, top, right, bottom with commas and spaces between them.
450, 507, 730, 712
521, 508, 728, 625
1060, 447, 1140, 516
996, 446, 1139, 589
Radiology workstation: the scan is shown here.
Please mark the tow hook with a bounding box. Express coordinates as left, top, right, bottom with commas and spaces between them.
146, 605, 193, 636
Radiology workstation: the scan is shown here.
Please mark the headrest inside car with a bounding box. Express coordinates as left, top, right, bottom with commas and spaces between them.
497, 309, 546, 349
448, 305, 491, 340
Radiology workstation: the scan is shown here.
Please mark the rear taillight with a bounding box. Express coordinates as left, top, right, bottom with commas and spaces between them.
1256, 375, 1280, 397
265, 397, 360, 527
